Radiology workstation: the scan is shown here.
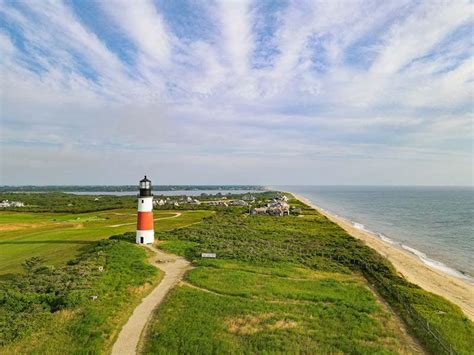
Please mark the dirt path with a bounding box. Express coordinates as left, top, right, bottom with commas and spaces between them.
108, 212, 182, 228
111, 245, 190, 355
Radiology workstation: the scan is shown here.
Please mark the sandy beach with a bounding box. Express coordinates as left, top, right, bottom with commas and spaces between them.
292, 193, 474, 321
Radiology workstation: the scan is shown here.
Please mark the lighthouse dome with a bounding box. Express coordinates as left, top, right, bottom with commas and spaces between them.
139, 175, 152, 196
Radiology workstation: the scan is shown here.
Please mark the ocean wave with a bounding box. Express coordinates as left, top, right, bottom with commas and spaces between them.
401, 244, 474, 283
353, 222, 366, 231
378, 233, 395, 245
401, 244, 427, 259
345, 215, 472, 283
290, 192, 474, 284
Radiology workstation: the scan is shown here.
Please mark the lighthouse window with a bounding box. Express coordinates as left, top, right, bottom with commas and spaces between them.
142, 200, 144, 203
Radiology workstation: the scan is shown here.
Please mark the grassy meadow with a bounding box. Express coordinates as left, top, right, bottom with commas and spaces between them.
0, 209, 213, 275
0, 193, 213, 353
145, 259, 418, 354
146, 204, 474, 354
0, 239, 160, 353
1, 192, 473, 354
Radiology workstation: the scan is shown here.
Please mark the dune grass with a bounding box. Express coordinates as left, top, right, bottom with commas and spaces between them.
0, 239, 159, 353
146, 210, 473, 354
144, 259, 416, 354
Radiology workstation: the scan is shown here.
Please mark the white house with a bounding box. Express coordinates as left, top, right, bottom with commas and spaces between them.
230, 200, 248, 206
0, 200, 25, 208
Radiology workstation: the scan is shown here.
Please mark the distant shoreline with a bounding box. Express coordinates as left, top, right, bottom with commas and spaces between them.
290, 192, 474, 321
0, 185, 266, 193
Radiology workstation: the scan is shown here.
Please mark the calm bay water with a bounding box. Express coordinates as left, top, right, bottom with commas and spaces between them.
280, 186, 474, 281
68, 189, 261, 197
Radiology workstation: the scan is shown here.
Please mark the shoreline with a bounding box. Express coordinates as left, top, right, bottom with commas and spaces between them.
291, 192, 474, 321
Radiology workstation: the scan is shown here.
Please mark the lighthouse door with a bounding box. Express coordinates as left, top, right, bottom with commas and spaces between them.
140, 237, 144, 244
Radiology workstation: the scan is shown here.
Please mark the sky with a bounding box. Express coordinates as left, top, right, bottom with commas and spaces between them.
0, 0, 473, 186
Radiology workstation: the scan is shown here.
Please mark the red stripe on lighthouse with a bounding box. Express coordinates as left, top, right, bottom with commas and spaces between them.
137, 211, 154, 230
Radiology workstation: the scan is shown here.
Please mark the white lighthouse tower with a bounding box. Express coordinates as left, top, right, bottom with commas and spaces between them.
136, 176, 154, 244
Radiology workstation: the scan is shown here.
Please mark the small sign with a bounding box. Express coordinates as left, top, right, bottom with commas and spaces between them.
201, 253, 216, 258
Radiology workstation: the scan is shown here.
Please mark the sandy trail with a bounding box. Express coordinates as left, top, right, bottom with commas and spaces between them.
111, 245, 190, 355
107, 212, 182, 228
292, 193, 474, 321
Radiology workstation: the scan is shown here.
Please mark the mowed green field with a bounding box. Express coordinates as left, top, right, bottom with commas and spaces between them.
0, 209, 213, 275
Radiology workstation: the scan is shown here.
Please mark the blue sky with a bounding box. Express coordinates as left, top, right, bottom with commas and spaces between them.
0, 0, 472, 185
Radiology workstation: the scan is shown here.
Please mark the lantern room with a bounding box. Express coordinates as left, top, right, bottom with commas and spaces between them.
139, 175, 152, 197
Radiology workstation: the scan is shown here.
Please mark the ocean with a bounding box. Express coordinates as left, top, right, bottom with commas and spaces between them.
280, 186, 474, 283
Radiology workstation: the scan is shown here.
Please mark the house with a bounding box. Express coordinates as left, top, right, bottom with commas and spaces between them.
266, 201, 290, 216
1, 200, 25, 208
0, 200, 10, 208
242, 195, 256, 201
291, 207, 302, 215
250, 207, 268, 215
272, 195, 288, 202
153, 199, 165, 206
208, 201, 228, 207
189, 199, 201, 205
268, 205, 289, 216
230, 200, 248, 206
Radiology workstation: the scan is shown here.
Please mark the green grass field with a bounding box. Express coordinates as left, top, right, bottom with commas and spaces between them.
144, 258, 417, 354
0, 206, 213, 353
1, 192, 473, 354
0, 209, 213, 275
1, 239, 160, 353
147, 210, 474, 354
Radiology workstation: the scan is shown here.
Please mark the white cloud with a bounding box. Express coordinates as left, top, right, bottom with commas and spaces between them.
217, 0, 254, 77
0, 0, 472, 185
101, 0, 171, 67
371, 1, 472, 74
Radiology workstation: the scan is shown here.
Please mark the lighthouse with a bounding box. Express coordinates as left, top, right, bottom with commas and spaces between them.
136, 176, 154, 244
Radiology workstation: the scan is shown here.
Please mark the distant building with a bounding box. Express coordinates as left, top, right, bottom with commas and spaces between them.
0, 200, 25, 208
242, 195, 256, 201
208, 201, 228, 207
230, 200, 248, 206
291, 207, 302, 215
250, 200, 290, 217
267, 201, 290, 216
153, 199, 165, 206
250, 207, 268, 215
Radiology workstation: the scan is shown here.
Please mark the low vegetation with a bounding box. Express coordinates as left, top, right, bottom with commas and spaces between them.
149, 204, 473, 354
1, 192, 472, 354
145, 263, 413, 354
0, 192, 136, 213
0, 239, 159, 353
0, 191, 274, 213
